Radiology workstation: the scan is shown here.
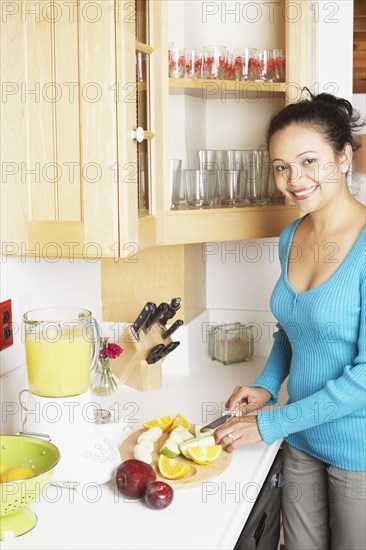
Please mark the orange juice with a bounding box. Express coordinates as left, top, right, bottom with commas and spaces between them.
25, 331, 91, 397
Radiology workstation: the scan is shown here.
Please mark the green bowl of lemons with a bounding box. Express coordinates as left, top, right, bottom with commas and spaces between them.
0, 434, 60, 540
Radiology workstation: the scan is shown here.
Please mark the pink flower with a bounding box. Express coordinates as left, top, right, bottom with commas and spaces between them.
105, 343, 123, 359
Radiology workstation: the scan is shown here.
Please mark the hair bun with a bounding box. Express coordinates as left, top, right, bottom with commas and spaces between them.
304, 88, 353, 120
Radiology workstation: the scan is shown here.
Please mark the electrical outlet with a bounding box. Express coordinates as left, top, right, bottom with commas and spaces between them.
0, 299, 13, 351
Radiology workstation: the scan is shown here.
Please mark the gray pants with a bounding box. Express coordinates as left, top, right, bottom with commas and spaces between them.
282, 443, 366, 550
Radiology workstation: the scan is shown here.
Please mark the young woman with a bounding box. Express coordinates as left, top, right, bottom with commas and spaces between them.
215, 91, 366, 550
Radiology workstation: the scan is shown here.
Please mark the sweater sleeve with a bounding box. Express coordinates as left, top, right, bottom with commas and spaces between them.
257, 275, 366, 445
251, 322, 292, 405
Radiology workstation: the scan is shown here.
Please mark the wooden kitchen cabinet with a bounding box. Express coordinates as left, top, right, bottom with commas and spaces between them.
1, 0, 161, 259
155, 0, 308, 246
1, 0, 306, 263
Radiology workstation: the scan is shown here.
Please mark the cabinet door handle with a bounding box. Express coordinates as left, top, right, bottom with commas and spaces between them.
130, 126, 145, 143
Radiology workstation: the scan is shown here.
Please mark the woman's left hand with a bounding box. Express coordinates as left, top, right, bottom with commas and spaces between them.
214, 415, 262, 452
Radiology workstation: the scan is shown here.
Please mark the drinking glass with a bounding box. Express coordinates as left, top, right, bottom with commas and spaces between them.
257, 50, 275, 82
219, 170, 246, 206
273, 49, 286, 82
169, 47, 186, 78
242, 150, 270, 204
184, 169, 218, 207
170, 159, 185, 208
187, 150, 218, 171
168, 41, 174, 69
185, 49, 203, 78
233, 48, 258, 81
203, 46, 227, 79
225, 52, 235, 80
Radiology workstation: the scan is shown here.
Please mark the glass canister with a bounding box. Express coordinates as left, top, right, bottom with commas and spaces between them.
208, 322, 254, 364
23, 308, 99, 397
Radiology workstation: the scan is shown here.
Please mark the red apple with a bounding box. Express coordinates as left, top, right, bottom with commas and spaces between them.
115, 459, 156, 499
144, 481, 174, 509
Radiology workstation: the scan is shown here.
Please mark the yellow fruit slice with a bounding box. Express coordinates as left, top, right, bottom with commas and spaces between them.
0, 464, 9, 475
158, 455, 190, 480
0, 466, 36, 483
143, 415, 175, 432
186, 445, 222, 465
169, 413, 191, 432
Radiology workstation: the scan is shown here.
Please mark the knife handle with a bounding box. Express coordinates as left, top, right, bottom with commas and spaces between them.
159, 341, 180, 359
146, 343, 165, 364
159, 297, 181, 327
162, 319, 183, 340
132, 302, 155, 338
145, 303, 168, 332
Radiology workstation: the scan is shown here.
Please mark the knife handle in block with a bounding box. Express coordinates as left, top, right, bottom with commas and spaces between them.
110, 324, 172, 386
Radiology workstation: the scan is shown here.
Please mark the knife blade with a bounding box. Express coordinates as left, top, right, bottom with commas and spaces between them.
158, 297, 182, 328
158, 341, 180, 359
201, 413, 236, 432
146, 344, 165, 364
132, 302, 155, 340
162, 319, 183, 340
144, 302, 169, 332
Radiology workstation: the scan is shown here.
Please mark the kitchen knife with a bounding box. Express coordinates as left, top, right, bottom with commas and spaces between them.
146, 344, 165, 364
144, 302, 169, 332
158, 341, 180, 359
201, 400, 249, 432
132, 302, 155, 340
162, 319, 183, 340
158, 297, 182, 328
201, 413, 236, 432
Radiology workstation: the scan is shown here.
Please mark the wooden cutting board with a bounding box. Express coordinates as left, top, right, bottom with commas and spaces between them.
119, 427, 232, 490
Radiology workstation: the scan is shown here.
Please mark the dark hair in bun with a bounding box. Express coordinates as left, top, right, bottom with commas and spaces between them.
267, 88, 364, 154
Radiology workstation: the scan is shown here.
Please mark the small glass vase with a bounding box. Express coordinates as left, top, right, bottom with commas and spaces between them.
90, 359, 119, 396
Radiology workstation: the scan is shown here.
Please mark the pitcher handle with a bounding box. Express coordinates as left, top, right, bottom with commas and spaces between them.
90, 317, 100, 370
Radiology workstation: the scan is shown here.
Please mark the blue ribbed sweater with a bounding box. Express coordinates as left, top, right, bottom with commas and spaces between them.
253, 216, 366, 470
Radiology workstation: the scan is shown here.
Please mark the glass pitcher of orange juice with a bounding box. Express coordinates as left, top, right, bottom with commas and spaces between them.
23, 308, 99, 398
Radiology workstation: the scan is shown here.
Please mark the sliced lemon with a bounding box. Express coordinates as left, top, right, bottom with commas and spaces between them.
143, 415, 174, 432
0, 466, 36, 483
169, 413, 190, 432
186, 445, 222, 465
158, 455, 190, 480
0, 464, 9, 475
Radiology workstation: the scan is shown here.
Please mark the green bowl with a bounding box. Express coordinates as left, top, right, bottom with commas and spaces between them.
0, 435, 60, 540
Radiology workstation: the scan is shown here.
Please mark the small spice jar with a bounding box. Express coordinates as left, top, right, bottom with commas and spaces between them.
208, 322, 254, 365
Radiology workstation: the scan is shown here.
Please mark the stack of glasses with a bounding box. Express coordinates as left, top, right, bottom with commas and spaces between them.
168, 44, 285, 82
170, 150, 285, 209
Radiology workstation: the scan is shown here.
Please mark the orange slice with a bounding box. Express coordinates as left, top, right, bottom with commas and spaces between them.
158, 455, 190, 480
143, 415, 174, 432
169, 413, 191, 432
186, 445, 222, 465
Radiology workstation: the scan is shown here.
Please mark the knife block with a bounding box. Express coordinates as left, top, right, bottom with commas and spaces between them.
110, 324, 172, 392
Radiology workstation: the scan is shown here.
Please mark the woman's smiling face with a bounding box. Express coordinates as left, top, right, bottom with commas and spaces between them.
269, 124, 351, 211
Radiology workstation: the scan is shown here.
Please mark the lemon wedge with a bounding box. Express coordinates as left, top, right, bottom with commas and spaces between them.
186, 445, 222, 465
0, 466, 36, 483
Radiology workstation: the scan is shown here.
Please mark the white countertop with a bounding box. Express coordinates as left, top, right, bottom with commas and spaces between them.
2, 357, 286, 550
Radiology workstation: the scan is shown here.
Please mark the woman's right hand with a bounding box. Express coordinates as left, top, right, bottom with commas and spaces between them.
225, 386, 272, 416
